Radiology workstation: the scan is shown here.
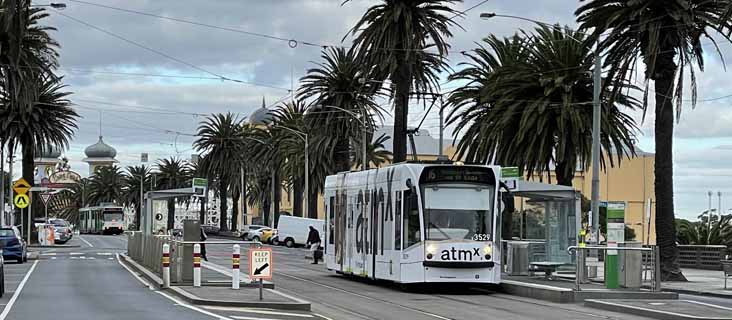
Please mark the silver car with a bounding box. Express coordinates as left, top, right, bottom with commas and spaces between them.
49, 219, 73, 244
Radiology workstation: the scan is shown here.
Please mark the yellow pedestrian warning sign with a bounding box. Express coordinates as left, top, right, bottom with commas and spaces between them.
13, 178, 31, 195
14, 194, 29, 209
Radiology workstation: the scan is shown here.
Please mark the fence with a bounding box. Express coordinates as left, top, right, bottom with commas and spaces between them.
568, 245, 660, 292
678, 245, 728, 270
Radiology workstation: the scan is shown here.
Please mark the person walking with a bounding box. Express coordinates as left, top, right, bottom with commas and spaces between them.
200, 226, 208, 261
306, 225, 321, 264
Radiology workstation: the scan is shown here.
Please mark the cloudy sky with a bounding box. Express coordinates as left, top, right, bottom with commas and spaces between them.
12, 0, 732, 219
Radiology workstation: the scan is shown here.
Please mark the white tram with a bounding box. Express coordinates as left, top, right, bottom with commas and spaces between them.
79, 205, 125, 235
324, 163, 502, 284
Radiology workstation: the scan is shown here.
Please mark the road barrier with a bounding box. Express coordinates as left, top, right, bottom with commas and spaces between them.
233, 244, 240, 290
193, 244, 201, 287
162, 243, 170, 288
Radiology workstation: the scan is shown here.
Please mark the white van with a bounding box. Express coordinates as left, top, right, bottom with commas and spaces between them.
276, 215, 325, 248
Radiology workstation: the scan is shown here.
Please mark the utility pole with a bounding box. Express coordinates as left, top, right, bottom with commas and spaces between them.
708, 190, 713, 243
304, 135, 309, 219
590, 41, 602, 246
438, 96, 445, 157
363, 111, 368, 171
718, 191, 722, 221
0, 140, 5, 227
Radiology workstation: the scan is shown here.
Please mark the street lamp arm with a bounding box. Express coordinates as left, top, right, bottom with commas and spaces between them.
480, 13, 585, 44
274, 125, 307, 142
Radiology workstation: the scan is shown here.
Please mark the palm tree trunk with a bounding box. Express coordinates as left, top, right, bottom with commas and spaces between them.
334, 137, 351, 172
654, 55, 686, 281
293, 178, 303, 217
554, 161, 575, 187
274, 171, 280, 221
21, 137, 35, 242
308, 187, 318, 219
166, 199, 175, 230
219, 174, 229, 231
391, 61, 411, 163
232, 188, 239, 232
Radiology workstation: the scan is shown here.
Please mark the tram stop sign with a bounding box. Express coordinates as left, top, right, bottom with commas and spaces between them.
249, 248, 273, 280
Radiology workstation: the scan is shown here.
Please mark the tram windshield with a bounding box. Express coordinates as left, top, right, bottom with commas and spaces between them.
423, 186, 494, 241
103, 210, 124, 222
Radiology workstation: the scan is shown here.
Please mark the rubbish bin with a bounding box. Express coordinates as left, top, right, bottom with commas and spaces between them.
619, 241, 642, 288
507, 241, 529, 275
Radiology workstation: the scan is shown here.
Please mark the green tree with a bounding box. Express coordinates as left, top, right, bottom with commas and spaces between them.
194, 113, 246, 231
157, 157, 192, 230
298, 47, 383, 172
352, 133, 392, 169
245, 127, 278, 226
677, 214, 732, 247
576, 0, 732, 281
345, 0, 461, 162
88, 166, 125, 206
447, 27, 639, 186
123, 165, 152, 230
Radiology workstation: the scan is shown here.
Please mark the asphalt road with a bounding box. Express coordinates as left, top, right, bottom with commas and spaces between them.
0, 235, 326, 320
204, 239, 656, 320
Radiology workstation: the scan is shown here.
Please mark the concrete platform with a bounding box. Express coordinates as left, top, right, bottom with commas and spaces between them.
585, 299, 732, 320
501, 276, 678, 303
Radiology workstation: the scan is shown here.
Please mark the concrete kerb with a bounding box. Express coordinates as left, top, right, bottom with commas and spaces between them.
119, 253, 310, 311
653, 286, 732, 300
500, 280, 678, 303
584, 299, 732, 320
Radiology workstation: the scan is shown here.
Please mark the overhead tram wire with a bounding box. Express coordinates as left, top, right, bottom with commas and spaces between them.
51, 9, 293, 92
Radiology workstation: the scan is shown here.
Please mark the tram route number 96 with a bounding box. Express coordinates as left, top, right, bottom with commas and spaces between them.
472, 234, 491, 241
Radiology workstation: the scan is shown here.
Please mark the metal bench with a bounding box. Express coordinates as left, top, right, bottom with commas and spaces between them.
722, 260, 732, 290
529, 261, 567, 280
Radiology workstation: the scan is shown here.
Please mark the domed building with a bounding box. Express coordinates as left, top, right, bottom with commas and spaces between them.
249, 97, 273, 126
82, 136, 118, 175
33, 142, 63, 184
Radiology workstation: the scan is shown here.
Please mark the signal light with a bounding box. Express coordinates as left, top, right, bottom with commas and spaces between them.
426, 253, 433, 260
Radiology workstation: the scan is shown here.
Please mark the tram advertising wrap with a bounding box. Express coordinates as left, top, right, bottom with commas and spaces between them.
324, 163, 501, 284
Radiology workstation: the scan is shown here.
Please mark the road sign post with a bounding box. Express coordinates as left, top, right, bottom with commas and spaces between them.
249, 247, 273, 300
13, 178, 31, 242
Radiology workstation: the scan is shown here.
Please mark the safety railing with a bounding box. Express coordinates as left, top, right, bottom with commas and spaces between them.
567, 245, 660, 292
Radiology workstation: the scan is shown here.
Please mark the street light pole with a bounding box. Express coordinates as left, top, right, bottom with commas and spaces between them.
481, 12, 603, 243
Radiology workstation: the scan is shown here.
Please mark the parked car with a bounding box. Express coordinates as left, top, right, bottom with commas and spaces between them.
240, 225, 268, 241
246, 227, 274, 243
262, 229, 278, 244
201, 224, 220, 236
0, 253, 4, 297
0, 226, 27, 263
276, 215, 325, 248
48, 219, 73, 244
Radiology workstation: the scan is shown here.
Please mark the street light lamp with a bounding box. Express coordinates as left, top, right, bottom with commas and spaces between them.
481, 12, 603, 245
32, 3, 67, 9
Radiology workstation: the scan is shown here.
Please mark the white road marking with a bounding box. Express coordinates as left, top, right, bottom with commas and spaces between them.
51, 257, 57, 260
88, 257, 96, 260
107, 257, 114, 260
684, 300, 732, 311
79, 236, 94, 248
40, 253, 56, 256
0, 260, 39, 320
230, 316, 280, 320
115, 253, 153, 288
202, 306, 313, 318
97, 252, 113, 256
313, 314, 334, 320
70, 252, 84, 255
155, 291, 233, 320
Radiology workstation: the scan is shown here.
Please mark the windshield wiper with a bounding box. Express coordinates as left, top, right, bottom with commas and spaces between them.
429, 221, 451, 240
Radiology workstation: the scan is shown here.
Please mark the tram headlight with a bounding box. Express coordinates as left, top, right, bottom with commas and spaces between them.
483, 243, 493, 260
427, 244, 437, 255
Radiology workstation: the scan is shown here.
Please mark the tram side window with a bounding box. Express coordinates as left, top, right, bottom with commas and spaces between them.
395, 191, 402, 250
403, 189, 420, 248
329, 196, 335, 245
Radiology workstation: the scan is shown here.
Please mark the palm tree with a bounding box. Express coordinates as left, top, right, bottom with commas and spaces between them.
447, 26, 639, 186
157, 157, 191, 230
345, 0, 461, 162
352, 133, 393, 169
677, 214, 732, 247
576, 0, 732, 281
123, 165, 152, 230
194, 113, 246, 231
88, 166, 125, 206
298, 47, 383, 172
0, 75, 77, 229
246, 127, 278, 226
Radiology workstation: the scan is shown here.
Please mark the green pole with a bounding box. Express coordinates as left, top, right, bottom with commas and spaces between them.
605, 202, 625, 289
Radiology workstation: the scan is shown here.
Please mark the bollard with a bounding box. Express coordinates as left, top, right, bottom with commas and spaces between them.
232, 244, 240, 290
162, 243, 171, 288
193, 243, 201, 287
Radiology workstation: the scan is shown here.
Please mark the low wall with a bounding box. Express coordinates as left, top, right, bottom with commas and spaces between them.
678, 245, 728, 270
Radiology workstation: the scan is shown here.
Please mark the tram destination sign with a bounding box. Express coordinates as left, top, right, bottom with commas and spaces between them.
421, 166, 495, 185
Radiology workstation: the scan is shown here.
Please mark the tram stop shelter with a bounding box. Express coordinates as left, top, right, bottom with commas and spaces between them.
503, 180, 580, 278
